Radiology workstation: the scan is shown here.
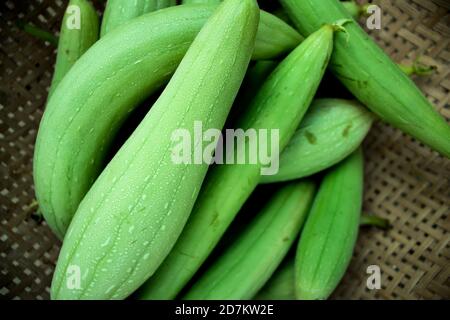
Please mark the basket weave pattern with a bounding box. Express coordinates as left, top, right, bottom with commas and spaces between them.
0, 0, 449, 300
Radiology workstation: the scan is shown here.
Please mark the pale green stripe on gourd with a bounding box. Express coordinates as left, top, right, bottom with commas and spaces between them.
136, 24, 336, 300
261, 99, 373, 184
281, 0, 450, 158
295, 148, 363, 300
101, 0, 176, 37
33, 5, 302, 239
50, 0, 259, 300
49, 0, 98, 96
184, 180, 316, 300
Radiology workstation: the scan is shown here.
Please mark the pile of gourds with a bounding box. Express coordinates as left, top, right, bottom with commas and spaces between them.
29, 0, 449, 300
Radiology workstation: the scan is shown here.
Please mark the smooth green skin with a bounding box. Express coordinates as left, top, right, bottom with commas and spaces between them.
33, 5, 302, 239
49, 0, 99, 96
340, 1, 360, 19
136, 25, 335, 300
254, 257, 296, 300
261, 99, 373, 183
50, 0, 259, 300
281, 0, 450, 158
184, 181, 316, 300
295, 148, 363, 300
101, 0, 176, 37
273, 1, 362, 26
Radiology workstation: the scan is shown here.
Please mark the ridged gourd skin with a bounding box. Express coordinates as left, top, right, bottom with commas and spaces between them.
49, 0, 98, 96
254, 258, 296, 300
295, 148, 363, 300
50, 0, 260, 300
100, 0, 176, 37
136, 24, 336, 300
280, 0, 450, 158
261, 98, 373, 183
33, 4, 302, 239
184, 180, 316, 300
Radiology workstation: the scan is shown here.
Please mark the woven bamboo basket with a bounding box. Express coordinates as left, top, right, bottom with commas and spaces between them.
0, 0, 449, 300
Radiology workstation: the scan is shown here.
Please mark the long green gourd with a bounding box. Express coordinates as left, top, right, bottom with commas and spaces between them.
184, 181, 316, 300
273, 1, 363, 25
255, 214, 389, 300
50, 0, 259, 300
137, 23, 337, 300
33, 5, 302, 239
261, 99, 373, 183
280, 0, 450, 158
49, 0, 98, 96
295, 148, 363, 300
101, 0, 176, 37
183, 0, 363, 18
35, 17, 431, 78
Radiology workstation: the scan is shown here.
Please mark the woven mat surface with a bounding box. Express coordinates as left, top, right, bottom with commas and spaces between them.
0, 0, 449, 300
